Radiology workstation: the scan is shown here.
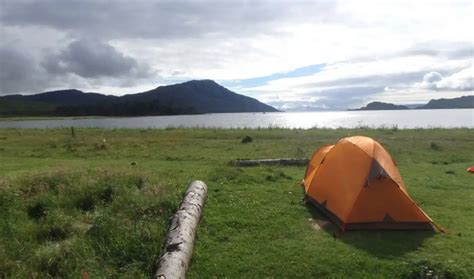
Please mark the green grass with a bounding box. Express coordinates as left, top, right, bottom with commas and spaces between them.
0, 127, 473, 278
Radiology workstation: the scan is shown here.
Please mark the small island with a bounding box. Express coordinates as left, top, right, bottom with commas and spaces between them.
353, 101, 409, 111
353, 95, 474, 111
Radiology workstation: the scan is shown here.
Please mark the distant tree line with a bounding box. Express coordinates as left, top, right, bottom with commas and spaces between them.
0, 99, 198, 117
54, 100, 198, 116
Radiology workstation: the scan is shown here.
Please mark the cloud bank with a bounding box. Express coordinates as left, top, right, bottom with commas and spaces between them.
0, 0, 472, 109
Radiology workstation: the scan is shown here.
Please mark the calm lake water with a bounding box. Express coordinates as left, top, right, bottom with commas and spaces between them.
0, 109, 473, 129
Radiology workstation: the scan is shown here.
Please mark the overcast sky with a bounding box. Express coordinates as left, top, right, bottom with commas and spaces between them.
0, 0, 473, 109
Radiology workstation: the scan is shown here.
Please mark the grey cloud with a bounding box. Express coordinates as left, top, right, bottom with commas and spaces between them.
0, 44, 93, 95
423, 72, 442, 83
295, 67, 466, 93
299, 87, 385, 110
0, 46, 43, 94
347, 42, 474, 64
419, 68, 473, 91
0, 39, 154, 95
1, 0, 471, 104
0, 1, 336, 40
42, 39, 153, 79
402, 48, 439, 57
300, 72, 427, 90
448, 46, 474, 59
403, 42, 474, 59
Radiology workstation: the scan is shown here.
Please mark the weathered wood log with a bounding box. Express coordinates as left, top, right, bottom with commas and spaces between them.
230, 158, 309, 167
154, 180, 208, 279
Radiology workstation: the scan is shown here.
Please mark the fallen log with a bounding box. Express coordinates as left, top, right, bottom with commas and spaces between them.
154, 180, 208, 279
230, 158, 309, 167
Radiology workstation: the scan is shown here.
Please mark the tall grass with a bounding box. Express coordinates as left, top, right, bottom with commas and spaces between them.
0, 168, 181, 278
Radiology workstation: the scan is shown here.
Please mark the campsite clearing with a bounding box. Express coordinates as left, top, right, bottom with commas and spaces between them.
0, 128, 473, 278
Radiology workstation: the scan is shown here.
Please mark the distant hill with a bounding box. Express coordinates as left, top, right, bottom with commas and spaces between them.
353, 102, 409, 111
416, 95, 474, 109
353, 96, 474, 111
3, 89, 117, 106
0, 80, 278, 116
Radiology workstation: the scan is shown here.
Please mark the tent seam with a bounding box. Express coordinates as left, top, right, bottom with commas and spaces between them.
344, 140, 400, 185
305, 145, 337, 190
304, 144, 332, 178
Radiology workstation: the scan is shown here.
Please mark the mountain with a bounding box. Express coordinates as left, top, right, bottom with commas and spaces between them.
0, 80, 278, 116
416, 95, 474, 109
121, 80, 277, 113
353, 101, 409, 111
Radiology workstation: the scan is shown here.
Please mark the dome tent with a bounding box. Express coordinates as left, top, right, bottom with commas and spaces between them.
303, 136, 435, 231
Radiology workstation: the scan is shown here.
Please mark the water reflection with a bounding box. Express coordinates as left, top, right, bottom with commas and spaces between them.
0, 109, 473, 129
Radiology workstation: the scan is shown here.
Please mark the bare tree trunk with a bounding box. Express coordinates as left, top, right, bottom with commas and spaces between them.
230, 158, 309, 167
154, 180, 208, 279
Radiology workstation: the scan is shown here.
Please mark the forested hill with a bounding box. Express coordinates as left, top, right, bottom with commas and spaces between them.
0, 80, 278, 116
416, 95, 474, 109
353, 102, 409, 110
353, 96, 474, 111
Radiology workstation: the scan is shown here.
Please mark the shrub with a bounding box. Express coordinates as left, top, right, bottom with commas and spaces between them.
27, 202, 47, 219
241, 135, 253, 144
430, 142, 441, 150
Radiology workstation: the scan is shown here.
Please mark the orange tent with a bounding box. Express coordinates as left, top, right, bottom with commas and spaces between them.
303, 136, 435, 231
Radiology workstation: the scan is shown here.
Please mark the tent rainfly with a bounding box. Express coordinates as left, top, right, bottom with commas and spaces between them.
303, 136, 437, 231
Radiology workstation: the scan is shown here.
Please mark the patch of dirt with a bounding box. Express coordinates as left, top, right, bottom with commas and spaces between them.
309, 218, 322, 230
308, 217, 337, 232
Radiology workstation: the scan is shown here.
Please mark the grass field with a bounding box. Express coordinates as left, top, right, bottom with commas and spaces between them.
0, 127, 473, 278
